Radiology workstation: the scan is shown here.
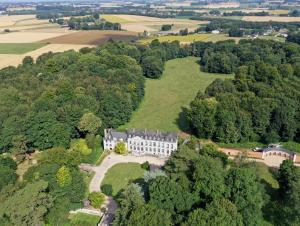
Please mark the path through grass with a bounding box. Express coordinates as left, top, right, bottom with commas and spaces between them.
120, 57, 233, 132
0, 43, 46, 54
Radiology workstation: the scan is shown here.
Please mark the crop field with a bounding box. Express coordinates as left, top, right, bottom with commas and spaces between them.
139, 33, 243, 44
40, 30, 138, 45
0, 44, 94, 69
120, 57, 233, 132
242, 16, 300, 22
0, 15, 57, 31
0, 43, 46, 54
101, 14, 206, 33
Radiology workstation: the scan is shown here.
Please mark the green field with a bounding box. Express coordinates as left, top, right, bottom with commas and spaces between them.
139, 33, 243, 44
0, 43, 46, 54
101, 163, 145, 197
120, 57, 233, 132
66, 213, 100, 226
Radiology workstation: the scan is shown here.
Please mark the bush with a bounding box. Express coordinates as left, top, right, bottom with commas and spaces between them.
88, 192, 105, 208
141, 161, 150, 171
71, 139, 92, 156
114, 142, 127, 154
101, 184, 112, 196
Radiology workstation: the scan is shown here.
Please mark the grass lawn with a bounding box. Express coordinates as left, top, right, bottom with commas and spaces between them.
66, 213, 100, 226
139, 33, 243, 44
0, 43, 46, 54
120, 57, 233, 132
101, 163, 145, 197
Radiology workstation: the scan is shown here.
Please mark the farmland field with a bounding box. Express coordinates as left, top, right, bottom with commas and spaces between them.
242, 16, 300, 22
40, 30, 138, 45
101, 14, 206, 33
0, 44, 94, 69
0, 43, 46, 54
120, 57, 233, 132
139, 33, 243, 44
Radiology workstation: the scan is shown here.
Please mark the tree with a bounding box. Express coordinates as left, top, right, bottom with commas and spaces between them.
115, 142, 127, 154
149, 176, 196, 214
78, 112, 102, 134
278, 160, 297, 200
228, 28, 244, 37
88, 192, 105, 208
0, 165, 17, 191
56, 166, 72, 187
71, 139, 92, 156
113, 184, 145, 226
0, 180, 53, 226
26, 111, 71, 149
22, 56, 34, 65
126, 204, 172, 226
192, 155, 226, 202
183, 199, 243, 226
226, 167, 264, 226
141, 56, 164, 78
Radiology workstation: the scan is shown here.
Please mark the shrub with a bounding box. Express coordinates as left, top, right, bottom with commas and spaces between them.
114, 142, 127, 154
88, 192, 105, 208
71, 139, 92, 156
141, 161, 150, 171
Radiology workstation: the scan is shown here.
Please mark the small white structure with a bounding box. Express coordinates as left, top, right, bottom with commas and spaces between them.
103, 129, 178, 157
211, 30, 220, 34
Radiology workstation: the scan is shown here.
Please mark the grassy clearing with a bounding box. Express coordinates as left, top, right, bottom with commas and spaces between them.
101, 14, 131, 23
120, 57, 233, 132
66, 213, 100, 226
254, 163, 279, 189
139, 33, 243, 44
101, 163, 145, 197
0, 43, 46, 54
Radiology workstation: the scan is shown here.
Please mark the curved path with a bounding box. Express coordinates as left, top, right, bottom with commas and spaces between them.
87, 152, 166, 192
80, 152, 165, 225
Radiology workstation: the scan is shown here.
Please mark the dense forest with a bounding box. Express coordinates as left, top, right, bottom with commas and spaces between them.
112, 144, 300, 226
188, 39, 300, 144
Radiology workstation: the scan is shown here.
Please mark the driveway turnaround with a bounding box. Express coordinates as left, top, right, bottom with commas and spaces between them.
88, 152, 166, 192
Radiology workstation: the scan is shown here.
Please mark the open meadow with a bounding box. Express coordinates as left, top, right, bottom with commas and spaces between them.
101, 14, 207, 33
120, 57, 233, 132
139, 33, 243, 44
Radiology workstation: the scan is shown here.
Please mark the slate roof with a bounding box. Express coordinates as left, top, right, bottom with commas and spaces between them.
127, 129, 178, 142
105, 128, 178, 142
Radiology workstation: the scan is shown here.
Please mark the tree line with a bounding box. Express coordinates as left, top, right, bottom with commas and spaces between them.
187, 39, 300, 144
112, 143, 300, 226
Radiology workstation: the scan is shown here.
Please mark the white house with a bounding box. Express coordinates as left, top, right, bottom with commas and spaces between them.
103, 129, 178, 157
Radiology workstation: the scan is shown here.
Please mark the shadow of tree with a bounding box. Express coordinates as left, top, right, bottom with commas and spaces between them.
176, 107, 191, 133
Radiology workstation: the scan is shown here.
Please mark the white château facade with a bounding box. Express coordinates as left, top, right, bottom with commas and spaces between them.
103, 129, 178, 157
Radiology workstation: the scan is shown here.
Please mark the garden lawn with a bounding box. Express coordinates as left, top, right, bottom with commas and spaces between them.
120, 57, 233, 132
66, 213, 100, 226
0, 43, 46, 54
101, 163, 145, 197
